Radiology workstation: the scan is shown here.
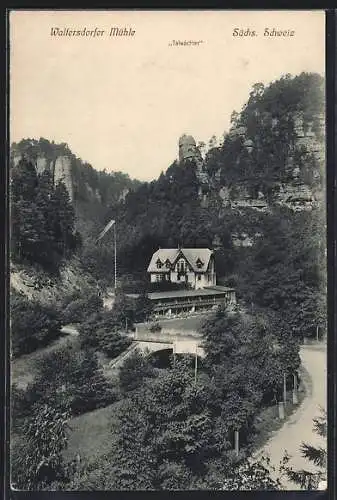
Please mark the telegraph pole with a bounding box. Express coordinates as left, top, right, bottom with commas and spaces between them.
283, 372, 287, 408
173, 337, 177, 367
194, 344, 198, 383
95, 218, 117, 292
114, 222, 117, 290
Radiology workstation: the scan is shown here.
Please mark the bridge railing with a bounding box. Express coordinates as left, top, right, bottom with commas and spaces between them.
132, 330, 202, 344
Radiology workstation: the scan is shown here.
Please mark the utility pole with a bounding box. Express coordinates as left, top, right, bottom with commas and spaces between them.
173, 338, 176, 368
95, 218, 117, 292
292, 372, 298, 404
114, 222, 117, 290
283, 372, 287, 408
194, 344, 198, 383
234, 430, 239, 456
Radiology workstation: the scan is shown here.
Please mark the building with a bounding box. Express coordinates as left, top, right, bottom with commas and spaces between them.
147, 248, 216, 290
148, 286, 236, 318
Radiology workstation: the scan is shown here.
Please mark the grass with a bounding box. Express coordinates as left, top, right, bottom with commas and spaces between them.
250, 364, 312, 454
11, 333, 80, 389
63, 400, 122, 466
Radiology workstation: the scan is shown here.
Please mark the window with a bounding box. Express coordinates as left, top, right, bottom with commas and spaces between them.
165, 259, 171, 268
156, 258, 162, 269
177, 259, 186, 273
197, 275, 201, 281
196, 258, 203, 268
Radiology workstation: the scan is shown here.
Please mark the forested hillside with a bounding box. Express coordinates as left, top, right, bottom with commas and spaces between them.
93, 72, 325, 338
10, 71, 327, 491
10, 138, 141, 238
10, 72, 326, 340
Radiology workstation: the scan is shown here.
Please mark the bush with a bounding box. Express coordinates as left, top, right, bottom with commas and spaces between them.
60, 293, 103, 325
79, 311, 132, 358
119, 350, 155, 393
149, 322, 162, 333
11, 292, 62, 357
11, 402, 70, 490
15, 346, 117, 418
11, 384, 33, 433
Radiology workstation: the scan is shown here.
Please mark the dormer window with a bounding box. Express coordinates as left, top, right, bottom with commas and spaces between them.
196, 258, 204, 268
156, 258, 162, 269
165, 259, 171, 268
177, 259, 186, 273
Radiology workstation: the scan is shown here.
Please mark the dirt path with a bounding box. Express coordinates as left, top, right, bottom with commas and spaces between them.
11, 326, 79, 390
257, 343, 327, 489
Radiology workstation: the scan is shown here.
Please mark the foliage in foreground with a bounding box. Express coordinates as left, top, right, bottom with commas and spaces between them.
12, 345, 117, 427
201, 307, 301, 432
11, 403, 70, 490
68, 356, 282, 491
281, 409, 327, 490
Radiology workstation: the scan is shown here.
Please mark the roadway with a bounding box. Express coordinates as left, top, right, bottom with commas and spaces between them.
255, 343, 327, 489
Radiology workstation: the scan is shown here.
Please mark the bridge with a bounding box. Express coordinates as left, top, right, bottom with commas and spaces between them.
133, 318, 205, 356
103, 319, 206, 378
135, 338, 205, 357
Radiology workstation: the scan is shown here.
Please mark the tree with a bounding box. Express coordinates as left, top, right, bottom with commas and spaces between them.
118, 349, 155, 393
11, 292, 62, 356
201, 307, 300, 443
67, 358, 282, 491
49, 181, 76, 258
15, 345, 117, 417
281, 409, 327, 489
11, 403, 70, 490
10, 155, 79, 270
79, 310, 132, 358
99, 359, 226, 489
133, 292, 153, 322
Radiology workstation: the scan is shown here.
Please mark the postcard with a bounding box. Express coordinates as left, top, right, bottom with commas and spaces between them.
9, 9, 327, 492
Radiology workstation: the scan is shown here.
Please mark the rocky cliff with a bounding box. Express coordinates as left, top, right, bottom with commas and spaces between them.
178, 111, 324, 214
10, 138, 142, 238
12, 148, 74, 201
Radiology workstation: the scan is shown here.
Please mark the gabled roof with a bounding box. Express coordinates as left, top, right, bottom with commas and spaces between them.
147, 248, 213, 273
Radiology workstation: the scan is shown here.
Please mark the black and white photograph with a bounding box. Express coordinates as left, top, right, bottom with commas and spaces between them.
9, 9, 327, 491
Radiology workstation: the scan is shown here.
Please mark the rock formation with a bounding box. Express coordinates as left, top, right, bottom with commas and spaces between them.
178, 110, 324, 214
36, 155, 49, 175
53, 156, 74, 202
178, 134, 202, 163
178, 134, 210, 195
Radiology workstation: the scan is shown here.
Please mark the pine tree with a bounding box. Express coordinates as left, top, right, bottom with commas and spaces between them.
10, 158, 39, 261
49, 181, 76, 258
282, 409, 327, 489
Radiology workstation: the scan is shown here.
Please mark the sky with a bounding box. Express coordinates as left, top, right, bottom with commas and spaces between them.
10, 10, 325, 181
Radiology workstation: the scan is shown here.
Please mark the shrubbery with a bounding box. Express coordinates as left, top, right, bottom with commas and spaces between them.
79, 310, 132, 358
149, 322, 162, 333
11, 344, 118, 489
12, 346, 117, 420
59, 290, 103, 325
118, 350, 156, 393
11, 291, 62, 357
